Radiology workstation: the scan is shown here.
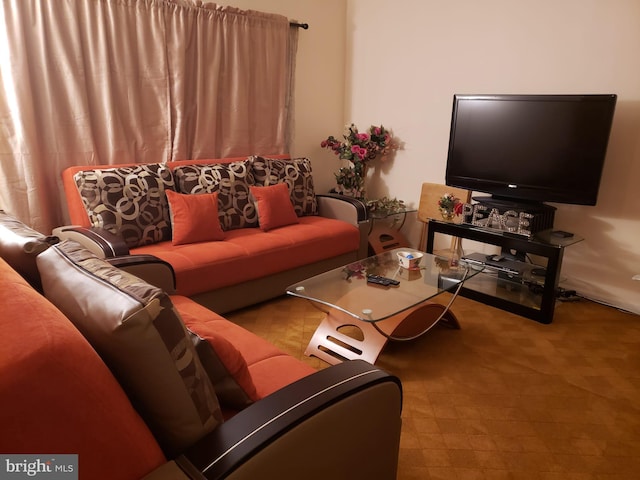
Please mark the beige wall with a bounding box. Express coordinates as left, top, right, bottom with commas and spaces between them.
345, 0, 640, 314
226, 0, 640, 315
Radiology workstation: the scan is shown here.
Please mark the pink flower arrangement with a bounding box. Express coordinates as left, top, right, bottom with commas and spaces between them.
320, 123, 395, 199
321, 124, 394, 163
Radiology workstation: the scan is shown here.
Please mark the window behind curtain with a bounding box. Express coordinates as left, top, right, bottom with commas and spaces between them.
0, 0, 296, 232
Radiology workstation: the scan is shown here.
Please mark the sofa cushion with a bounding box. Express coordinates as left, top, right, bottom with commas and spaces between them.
134, 216, 361, 297
251, 156, 318, 216
172, 159, 257, 231
73, 164, 174, 248
37, 240, 222, 456
0, 257, 167, 480
250, 183, 299, 231
165, 190, 225, 245
171, 295, 316, 406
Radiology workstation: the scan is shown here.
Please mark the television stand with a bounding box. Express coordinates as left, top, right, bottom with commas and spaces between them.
425, 220, 583, 324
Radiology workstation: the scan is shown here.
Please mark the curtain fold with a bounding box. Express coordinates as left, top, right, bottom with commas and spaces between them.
0, 0, 294, 232
285, 23, 299, 156
165, 1, 290, 160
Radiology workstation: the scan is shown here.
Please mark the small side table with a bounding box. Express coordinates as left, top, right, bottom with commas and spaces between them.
367, 208, 416, 255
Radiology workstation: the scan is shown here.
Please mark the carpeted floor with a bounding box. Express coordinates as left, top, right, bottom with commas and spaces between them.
226, 294, 640, 480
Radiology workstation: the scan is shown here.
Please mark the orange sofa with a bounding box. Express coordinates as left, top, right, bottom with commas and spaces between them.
0, 210, 403, 480
56, 155, 368, 313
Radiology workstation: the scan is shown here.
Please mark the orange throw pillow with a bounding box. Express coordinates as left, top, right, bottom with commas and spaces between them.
166, 190, 225, 245
188, 327, 259, 410
250, 183, 299, 231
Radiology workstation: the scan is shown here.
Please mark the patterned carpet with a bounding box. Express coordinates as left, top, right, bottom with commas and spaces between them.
226, 294, 640, 480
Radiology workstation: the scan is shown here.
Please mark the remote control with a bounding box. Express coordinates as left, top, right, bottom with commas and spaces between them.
366, 274, 400, 287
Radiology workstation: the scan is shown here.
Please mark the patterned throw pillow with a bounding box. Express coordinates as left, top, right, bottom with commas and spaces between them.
250, 156, 318, 216
73, 164, 174, 248
37, 240, 222, 456
173, 160, 257, 231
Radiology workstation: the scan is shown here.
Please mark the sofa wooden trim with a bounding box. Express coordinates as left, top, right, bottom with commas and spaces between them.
53, 225, 130, 258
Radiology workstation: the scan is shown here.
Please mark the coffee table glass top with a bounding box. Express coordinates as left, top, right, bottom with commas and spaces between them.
286, 248, 477, 322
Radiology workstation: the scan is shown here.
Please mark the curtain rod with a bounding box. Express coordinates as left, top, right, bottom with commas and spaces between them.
290, 21, 309, 29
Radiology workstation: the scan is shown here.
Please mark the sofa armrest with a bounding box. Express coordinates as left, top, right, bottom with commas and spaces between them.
175, 359, 402, 480
317, 194, 370, 259
52, 225, 130, 258
0, 209, 59, 291
107, 255, 177, 294
316, 193, 368, 225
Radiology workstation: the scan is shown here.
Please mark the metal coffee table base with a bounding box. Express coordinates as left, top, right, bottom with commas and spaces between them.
305, 302, 460, 365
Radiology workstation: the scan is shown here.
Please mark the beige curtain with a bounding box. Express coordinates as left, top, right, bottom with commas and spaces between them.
0, 0, 295, 233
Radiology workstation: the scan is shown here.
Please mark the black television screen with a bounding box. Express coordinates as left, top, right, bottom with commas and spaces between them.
445, 94, 617, 206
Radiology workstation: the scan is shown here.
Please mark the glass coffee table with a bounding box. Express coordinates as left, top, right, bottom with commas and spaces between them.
286, 248, 478, 365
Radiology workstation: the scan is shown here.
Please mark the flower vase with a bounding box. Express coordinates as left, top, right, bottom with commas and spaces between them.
440, 209, 455, 221
334, 162, 366, 200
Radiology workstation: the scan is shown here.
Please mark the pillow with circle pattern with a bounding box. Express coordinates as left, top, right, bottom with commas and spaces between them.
172, 159, 257, 231
73, 164, 175, 248
250, 156, 318, 216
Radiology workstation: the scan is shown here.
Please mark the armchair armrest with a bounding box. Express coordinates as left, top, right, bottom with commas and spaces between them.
107, 255, 176, 294
52, 225, 129, 258
175, 359, 402, 480
317, 194, 370, 259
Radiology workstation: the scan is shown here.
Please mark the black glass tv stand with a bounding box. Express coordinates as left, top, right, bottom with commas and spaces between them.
425, 220, 583, 324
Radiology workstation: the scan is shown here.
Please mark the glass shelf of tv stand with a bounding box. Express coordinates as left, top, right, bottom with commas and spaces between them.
460, 259, 550, 311
426, 220, 584, 323
532, 229, 584, 248
455, 223, 585, 248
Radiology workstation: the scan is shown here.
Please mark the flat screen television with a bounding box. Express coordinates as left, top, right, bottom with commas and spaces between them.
445, 94, 617, 207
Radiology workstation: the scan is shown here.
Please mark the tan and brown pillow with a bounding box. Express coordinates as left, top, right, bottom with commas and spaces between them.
250, 156, 318, 216
173, 160, 257, 231
73, 164, 175, 248
36, 240, 222, 456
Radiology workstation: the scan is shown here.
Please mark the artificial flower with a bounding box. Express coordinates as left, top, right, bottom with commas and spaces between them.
321, 123, 395, 199
321, 124, 394, 163
438, 193, 463, 216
